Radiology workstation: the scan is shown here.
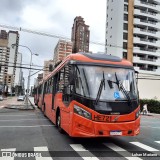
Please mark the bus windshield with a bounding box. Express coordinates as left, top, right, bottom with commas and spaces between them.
75, 65, 138, 101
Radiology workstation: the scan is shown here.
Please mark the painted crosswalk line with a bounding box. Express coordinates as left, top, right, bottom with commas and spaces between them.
70, 144, 99, 160
0, 106, 5, 109
0, 148, 16, 160
103, 143, 142, 160
0, 141, 159, 160
34, 146, 53, 160
130, 142, 159, 151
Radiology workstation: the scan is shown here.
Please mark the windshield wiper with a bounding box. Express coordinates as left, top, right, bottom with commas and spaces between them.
95, 71, 105, 105
82, 68, 90, 97
115, 73, 132, 105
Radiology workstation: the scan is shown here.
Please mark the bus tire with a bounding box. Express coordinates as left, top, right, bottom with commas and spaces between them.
56, 111, 63, 133
43, 104, 46, 117
37, 100, 40, 109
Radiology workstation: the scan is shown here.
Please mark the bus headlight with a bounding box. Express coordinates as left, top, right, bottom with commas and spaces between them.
135, 110, 141, 119
74, 105, 92, 120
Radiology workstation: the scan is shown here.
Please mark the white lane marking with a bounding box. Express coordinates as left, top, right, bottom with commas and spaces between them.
34, 146, 53, 160
155, 141, 160, 144
142, 121, 160, 123
0, 118, 48, 121
103, 143, 142, 160
130, 142, 159, 151
141, 126, 160, 129
0, 148, 16, 160
0, 106, 5, 109
103, 143, 126, 151
70, 144, 99, 160
0, 125, 55, 128
0, 114, 36, 116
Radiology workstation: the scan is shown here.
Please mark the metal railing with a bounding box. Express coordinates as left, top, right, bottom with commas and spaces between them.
140, 57, 156, 62
140, 1, 156, 7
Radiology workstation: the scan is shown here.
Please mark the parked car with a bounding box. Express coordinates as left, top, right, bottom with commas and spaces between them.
17, 95, 25, 101
0, 95, 3, 101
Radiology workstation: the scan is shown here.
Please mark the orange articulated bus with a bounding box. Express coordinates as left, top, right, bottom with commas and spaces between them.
33, 83, 43, 108
35, 53, 140, 137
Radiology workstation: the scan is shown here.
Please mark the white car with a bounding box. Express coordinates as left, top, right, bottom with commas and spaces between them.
17, 95, 25, 101
0, 96, 3, 101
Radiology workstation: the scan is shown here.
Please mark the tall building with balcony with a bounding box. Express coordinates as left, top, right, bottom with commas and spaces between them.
14, 53, 24, 95
43, 60, 54, 78
105, 0, 160, 99
0, 30, 19, 95
53, 39, 72, 65
71, 16, 90, 53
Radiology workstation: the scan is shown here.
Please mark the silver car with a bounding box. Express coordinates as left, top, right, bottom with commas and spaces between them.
17, 95, 25, 101
0, 95, 3, 101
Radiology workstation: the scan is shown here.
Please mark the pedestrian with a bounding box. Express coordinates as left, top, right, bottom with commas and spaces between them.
142, 104, 148, 115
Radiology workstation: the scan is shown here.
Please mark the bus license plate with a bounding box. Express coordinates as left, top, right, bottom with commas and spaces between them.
110, 130, 122, 136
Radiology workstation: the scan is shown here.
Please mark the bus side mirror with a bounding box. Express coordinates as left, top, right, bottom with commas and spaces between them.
135, 70, 139, 84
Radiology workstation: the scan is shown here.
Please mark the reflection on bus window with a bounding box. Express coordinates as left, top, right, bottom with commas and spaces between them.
75, 65, 138, 101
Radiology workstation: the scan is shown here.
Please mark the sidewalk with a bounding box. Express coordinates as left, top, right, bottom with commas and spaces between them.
28, 96, 37, 109
0, 96, 35, 110
141, 112, 160, 118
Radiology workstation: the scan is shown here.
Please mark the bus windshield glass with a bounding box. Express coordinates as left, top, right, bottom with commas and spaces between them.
75, 65, 138, 101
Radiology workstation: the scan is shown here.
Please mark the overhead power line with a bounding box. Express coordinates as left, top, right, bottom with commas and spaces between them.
0, 64, 48, 71
0, 60, 44, 68
0, 24, 105, 46
1, 23, 160, 54
138, 78, 160, 80
1, 23, 160, 52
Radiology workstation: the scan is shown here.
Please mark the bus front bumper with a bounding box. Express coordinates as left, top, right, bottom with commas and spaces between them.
70, 114, 140, 137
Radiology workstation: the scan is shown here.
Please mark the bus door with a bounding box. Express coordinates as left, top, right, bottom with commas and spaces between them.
52, 73, 60, 110
42, 82, 46, 111
62, 65, 73, 106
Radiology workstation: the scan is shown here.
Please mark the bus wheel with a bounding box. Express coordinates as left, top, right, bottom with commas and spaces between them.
57, 112, 63, 133
43, 104, 46, 117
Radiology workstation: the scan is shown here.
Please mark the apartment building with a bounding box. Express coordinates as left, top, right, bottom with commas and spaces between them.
105, 0, 160, 99
37, 73, 43, 83
43, 60, 54, 78
71, 16, 90, 53
0, 30, 20, 94
0, 30, 9, 85
53, 39, 72, 65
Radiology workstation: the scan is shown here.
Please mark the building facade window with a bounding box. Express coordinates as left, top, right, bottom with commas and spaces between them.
123, 52, 127, 59
123, 42, 127, 49
123, 23, 128, 30
124, 14, 128, 21
123, 32, 128, 40
124, 4, 128, 12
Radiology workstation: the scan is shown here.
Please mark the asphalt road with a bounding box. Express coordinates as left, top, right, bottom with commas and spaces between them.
0, 103, 160, 160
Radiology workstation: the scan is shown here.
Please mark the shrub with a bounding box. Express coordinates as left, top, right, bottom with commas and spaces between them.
140, 99, 160, 114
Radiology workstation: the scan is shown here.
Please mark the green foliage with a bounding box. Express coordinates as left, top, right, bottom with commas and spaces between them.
140, 99, 160, 114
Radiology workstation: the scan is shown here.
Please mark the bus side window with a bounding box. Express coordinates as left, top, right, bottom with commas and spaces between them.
62, 65, 72, 104
58, 68, 65, 92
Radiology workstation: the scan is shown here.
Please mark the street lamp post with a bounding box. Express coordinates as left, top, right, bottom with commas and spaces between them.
11, 44, 38, 100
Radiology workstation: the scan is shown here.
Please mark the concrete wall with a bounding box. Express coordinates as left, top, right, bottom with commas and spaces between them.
7, 32, 17, 75
14, 53, 22, 86
106, 0, 124, 57
138, 79, 160, 100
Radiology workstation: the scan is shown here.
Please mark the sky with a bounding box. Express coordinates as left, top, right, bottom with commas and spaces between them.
0, 0, 107, 88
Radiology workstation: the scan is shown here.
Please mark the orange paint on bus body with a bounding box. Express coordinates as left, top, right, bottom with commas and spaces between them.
34, 53, 140, 137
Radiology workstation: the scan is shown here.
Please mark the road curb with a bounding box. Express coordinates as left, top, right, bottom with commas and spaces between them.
4, 106, 34, 110
27, 97, 35, 110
